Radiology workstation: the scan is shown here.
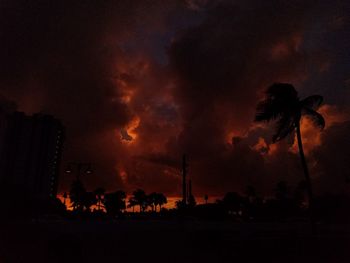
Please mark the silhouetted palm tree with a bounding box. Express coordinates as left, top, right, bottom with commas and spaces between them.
69, 179, 86, 211
94, 187, 105, 211
147, 192, 157, 212
127, 197, 137, 213
175, 200, 186, 210
81, 192, 97, 212
63, 192, 68, 206
255, 83, 325, 218
103, 190, 126, 215
154, 193, 167, 211
132, 189, 148, 212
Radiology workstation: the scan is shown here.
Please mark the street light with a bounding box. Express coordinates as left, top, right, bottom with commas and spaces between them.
65, 162, 93, 181
65, 164, 72, 173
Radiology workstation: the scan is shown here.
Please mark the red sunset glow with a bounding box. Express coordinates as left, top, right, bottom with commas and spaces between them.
0, 0, 349, 199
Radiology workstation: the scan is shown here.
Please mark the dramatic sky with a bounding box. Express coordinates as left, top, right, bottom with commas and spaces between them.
0, 0, 349, 196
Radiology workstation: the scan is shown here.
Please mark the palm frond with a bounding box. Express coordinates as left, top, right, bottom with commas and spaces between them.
255, 83, 299, 123
255, 99, 283, 122
273, 115, 296, 142
300, 95, 323, 110
266, 83, 298, 100
303, 108, 325, 129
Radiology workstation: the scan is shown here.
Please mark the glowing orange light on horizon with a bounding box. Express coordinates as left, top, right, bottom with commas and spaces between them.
57, 194, 220, 212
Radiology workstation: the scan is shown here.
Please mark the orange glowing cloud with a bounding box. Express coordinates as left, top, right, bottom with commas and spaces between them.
290, 104, 350, 154
252, 137, 269, 154
120, 116, 140, 143
318, 104, 350, 126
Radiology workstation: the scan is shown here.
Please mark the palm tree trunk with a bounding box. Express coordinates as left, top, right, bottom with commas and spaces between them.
296, 123, 315, 227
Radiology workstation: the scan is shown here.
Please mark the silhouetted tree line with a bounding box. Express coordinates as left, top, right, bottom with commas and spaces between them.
127, 189, 167, 213
173, 181, 350, 223
1, 178, 350, 223
64, 180, 168, 218
68, 179, 126, 217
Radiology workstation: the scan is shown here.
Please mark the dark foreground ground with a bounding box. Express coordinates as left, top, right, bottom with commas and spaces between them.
0, 219, 349, 263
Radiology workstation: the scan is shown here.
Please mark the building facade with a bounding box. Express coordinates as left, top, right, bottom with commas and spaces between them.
0, 112, 65, 200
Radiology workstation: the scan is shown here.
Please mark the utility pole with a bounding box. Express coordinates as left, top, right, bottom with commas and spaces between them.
188, 179, 192, 204
182, 154, 188, 205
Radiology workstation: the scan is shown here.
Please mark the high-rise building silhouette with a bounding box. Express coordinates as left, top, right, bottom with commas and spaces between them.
0, 111, 65, 200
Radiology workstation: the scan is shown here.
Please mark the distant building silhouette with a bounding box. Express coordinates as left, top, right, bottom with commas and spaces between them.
0, 111, 65, 200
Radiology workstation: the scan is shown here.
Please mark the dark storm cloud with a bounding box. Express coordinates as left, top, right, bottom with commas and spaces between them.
0, 0, 137, 190
312, 121, 350, 194
0, 0, 349, 196
166, 0, 313, 194
0, 0, 188, 191
163, 0, 350, 195
135, 153, 179, 169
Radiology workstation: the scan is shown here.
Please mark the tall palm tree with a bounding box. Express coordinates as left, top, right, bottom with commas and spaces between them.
69, 179, 86, 211
147, 192, 158, 212
132, 189, 148, 212
155, 193, 167, 211
255, 83, 325, 218
127, 197, 137, 213
94, 187, 106, 211
63, 192, 68, 206
81, 191, 97, 212
103, 190, 126, 215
